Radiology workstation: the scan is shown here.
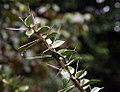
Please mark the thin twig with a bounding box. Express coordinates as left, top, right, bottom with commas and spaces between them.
68, 43, 78, 62
18, 39, 39, 49
19, 17, 27, 27
26, 55, 52, 60
46, 63, 60, 70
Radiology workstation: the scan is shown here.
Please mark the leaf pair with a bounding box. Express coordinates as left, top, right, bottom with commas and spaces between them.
24, 15, 50, 37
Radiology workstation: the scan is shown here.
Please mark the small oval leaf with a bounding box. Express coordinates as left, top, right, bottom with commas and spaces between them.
46, 39, 52, 45
61, 69, 70, 80
75, 69, 87, 79
52, 40, 65, 48
57, 49, 67, 58
83, 79, 101, 87
61, 69, 70, 86
18, 85, 29, 91
25, 30, 34, 37
24, 15, 33, 26
37, 26, 50, 33
46, 32, 57, 39
67, 57, 82, 65
68, 66, 75, 74
90, 87, 104, 92
80, 79, 90, 89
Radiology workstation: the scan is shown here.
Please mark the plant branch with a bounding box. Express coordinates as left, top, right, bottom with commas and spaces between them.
32, 27, 86, 92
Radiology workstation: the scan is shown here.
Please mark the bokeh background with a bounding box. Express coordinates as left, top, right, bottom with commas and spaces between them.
0, 0, 120, 92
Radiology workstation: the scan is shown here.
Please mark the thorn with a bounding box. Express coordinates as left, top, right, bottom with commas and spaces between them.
18, 39, 39, 50
19, 17, 28, 27
46, 63, 60, 70
26, 55, 52, 60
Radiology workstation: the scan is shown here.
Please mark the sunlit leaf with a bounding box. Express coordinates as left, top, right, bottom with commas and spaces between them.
46, 32, 57, 39
83, 79, 101, 87
61, 69, 70, 80
18, 85, 29, 91
61, 69, 70, 86
90, 87, 104, 92
52, 40, 65, 48
25, 30, 34, 37
68, 66, 75, 74
52, 4, 60, 12
80, 79, 90, 89
37, 26, 50, 33
46, 39, 52, 45
75, 69, 87, 79
24, 15, 33, 26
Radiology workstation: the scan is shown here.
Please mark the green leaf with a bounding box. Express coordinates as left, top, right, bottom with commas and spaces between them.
61, 69, 70, 80
57, 49, 76, 57
25, 30, 34, 37
57, 49, 67, 54
68, 66, 75, 74
80, 79, 90, 89
61, 69, 70, 86
46, 32, 57, 39
75, 69, 87, 79
67, 57, 82, 65
83, 79, 101, 87
90, 87, 104, 92
62, 76, 70, 86
61, 50, 76, 56
46, 39, 52, 45
37, 26, 50, 33
63, 85, 75, 92
24, 15, 33, 26
47, 50, 66, 60
57, 49, 67, 58
18, 85, 29, 91
52, 40, 65, 48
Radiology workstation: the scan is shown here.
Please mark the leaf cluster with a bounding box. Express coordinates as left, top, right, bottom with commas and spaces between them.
9, 12, 104, 92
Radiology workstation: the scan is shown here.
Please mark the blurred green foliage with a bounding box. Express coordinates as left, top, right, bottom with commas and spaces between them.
0, 0, 120, 92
